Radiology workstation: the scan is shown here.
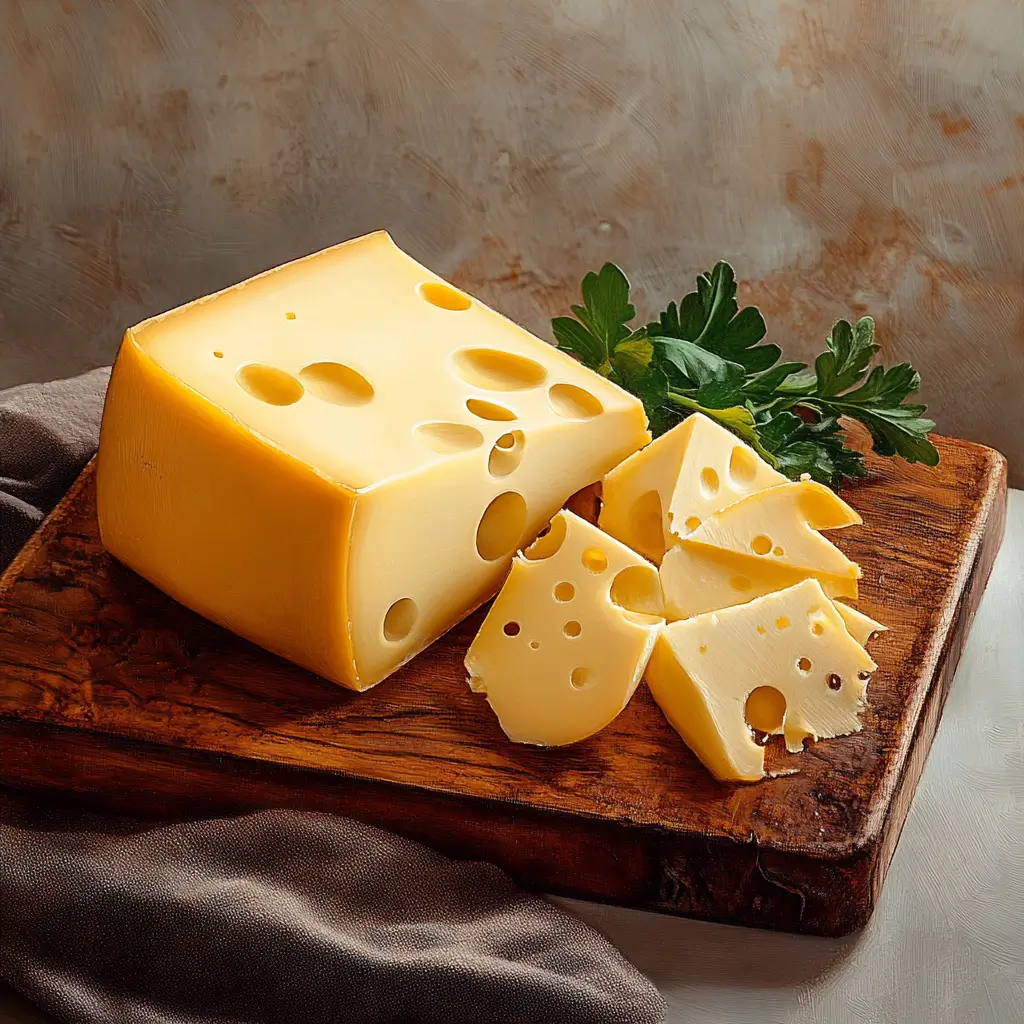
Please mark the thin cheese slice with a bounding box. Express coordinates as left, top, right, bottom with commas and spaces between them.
685, 480, 862, 584
599, 413, 786, 564
835, 602, 887, 647
646, 579, 876, 782
465, 510, 663, 746
97, 232, 650, 691
660, 539, 858, 620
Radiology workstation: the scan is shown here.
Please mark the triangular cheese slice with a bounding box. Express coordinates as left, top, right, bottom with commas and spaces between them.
599, 413, 786, 564
684, 480, 861, 584
465, 510, 663, 746
660, 539, 858, 620
835, 602, 886, 647
646, 579, 876, 782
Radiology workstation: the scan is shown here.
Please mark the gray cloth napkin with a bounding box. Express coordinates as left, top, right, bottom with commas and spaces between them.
0, 370, 666, 1024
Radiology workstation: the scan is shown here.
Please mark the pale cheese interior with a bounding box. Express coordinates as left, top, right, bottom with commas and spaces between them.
465, 510, 663, 746
600, 413, 787, 563
646, 579, 877, 782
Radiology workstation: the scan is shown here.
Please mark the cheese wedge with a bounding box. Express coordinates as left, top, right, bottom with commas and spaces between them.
646, 579, 876, 782
835, 603, 887, 647
684, 479, 861, 585
599, 413, 786, 564
97, 232, 650, 691
465, 510, 663, 746
660, 540, 858, 620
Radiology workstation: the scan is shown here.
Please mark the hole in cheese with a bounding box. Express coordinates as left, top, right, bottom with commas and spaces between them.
811, 621, 825, 636
529, 640, 541, 650
548, 383, 604, 419
751, 534, 773, 556
300, 362, 374, 406
415, 422, 484, 454
570, 667, 591, 689
476, 492, 528, 561
523, 515, 567, 560
773, 546, 784, 557
730, 575, 753, 592
756, 625, 767, 635
213, 350, 224, 359
776, 616, 791, 630
609, 564, 663, 620
285, 311, 297, 320
683, 516, 702, 534
827, 673, 843, 690
236, 363, 304, 406
488, 431, 526, 477
627, 490, 664, 559
745, 685, 787, 733
581, 547, 608, 574
417, 280, 472, 311
563, 620, 582, 638
554, 582, 575, 602
797, 656, 812, 674
699, 467, 720, 498
728, 445, 759, 487
466, 398, 517, 422
503, 621, 521, 637
383, 598, 417, 642
453, 348, 547, 390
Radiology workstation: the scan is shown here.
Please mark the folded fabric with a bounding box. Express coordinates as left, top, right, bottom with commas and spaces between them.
0, 367, 110, 569
0, 370, 666, 1024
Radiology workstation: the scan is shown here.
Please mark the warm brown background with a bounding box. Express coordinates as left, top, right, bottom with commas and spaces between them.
1, 1, 1022, 481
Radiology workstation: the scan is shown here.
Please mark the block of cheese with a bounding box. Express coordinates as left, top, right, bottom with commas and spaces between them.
465, 510, 664, 746
835, 603, 887, 647
599, 413, 787, 564
97, 232, 650, 691
660, 540, 859, 619
646, 579, 876, 782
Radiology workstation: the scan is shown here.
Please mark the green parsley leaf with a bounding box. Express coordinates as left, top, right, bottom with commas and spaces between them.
757, 411, 866, 487
551, 262, 636, 374
646, 262, 780, 373
551, 264, 939, 488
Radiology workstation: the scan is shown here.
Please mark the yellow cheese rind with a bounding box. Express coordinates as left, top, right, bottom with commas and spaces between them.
660, 540, 858, 621
685, 480, 862, 583
599, 413, 786, 564
465, 510, 663, 746
834, 602, 887, 647
98, 232, 650, 691
646, 579, 876, 782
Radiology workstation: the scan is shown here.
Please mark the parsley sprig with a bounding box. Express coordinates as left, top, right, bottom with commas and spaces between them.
552, 262, 938, 487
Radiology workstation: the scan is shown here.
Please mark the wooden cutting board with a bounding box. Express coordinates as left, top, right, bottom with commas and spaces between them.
0, 434, 1007, 937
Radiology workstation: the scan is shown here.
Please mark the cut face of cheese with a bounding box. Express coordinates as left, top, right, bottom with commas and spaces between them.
646, 579, 876, 782
599, 413, 786, 564
660, 540, 858, 620
685, 480, 862, 585
835, 602, 887, 647
97, 232, 650, 691
465, 510, 663, 746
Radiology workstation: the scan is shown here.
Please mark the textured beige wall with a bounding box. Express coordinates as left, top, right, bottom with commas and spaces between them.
1, 0, 1022, 479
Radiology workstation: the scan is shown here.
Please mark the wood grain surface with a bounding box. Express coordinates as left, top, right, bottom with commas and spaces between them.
0, 433, 1007, 936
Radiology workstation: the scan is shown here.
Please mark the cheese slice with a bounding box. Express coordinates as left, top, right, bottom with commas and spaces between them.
835, 602, 887, 647
684, 479, 861, 584
465, 510, 664, 746
660, 539, 858, 620
599, 413, 786, 564
97, 232, 650, 691
646, 579, 876, 782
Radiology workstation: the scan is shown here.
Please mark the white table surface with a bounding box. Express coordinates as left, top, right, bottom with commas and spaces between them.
3, 491, 1022, 1024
